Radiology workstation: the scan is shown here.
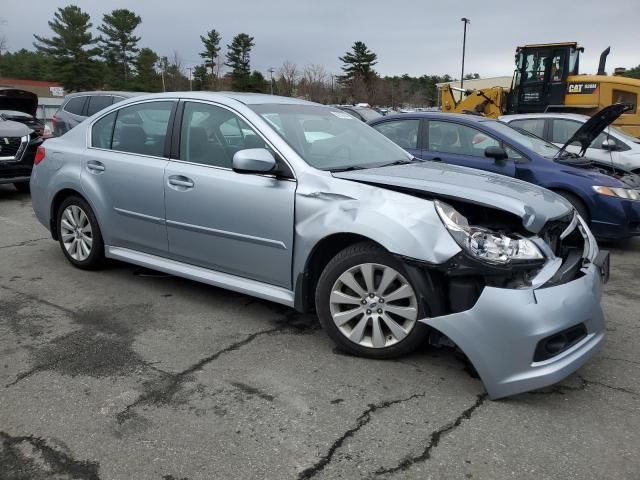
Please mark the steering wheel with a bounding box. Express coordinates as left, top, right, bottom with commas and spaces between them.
328, 144, 353, 161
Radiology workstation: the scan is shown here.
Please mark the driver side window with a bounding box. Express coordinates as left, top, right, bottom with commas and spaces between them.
372, 120, 419, 149
428, 121, 499, 158
180, 102, 267, 168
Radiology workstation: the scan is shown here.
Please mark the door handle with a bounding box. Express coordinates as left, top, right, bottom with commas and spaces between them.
168, 175, 195, 189
87, 160, 105, 173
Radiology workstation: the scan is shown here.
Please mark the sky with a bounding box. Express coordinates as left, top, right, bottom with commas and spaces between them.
2, 0, 639, 79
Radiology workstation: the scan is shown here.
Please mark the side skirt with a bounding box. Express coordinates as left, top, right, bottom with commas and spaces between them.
105, 246, 295, 307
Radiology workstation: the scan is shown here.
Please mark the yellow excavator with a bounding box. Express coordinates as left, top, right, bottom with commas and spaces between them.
440, 42, 640, 137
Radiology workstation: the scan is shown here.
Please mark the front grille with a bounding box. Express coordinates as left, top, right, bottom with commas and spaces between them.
0, 136, 25, 160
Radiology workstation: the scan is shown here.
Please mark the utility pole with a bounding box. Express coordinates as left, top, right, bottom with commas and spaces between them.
268, 67, 275, 95
460, 17, 470, 90
187, 67, 193, 91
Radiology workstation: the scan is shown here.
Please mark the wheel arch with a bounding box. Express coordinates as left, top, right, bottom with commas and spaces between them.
548, 186, 591, 221
50, 188, 91, 240
294, 233, 385, 313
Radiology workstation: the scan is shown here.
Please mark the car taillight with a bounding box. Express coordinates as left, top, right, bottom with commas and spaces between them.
34, 146, 46, 165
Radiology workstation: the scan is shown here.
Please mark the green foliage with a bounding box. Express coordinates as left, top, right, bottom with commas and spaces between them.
98, 9, 142, 88
0, 49, 56, 81
132, 47, 160, 92
193, 64, 208, 91
225, 33, 255, 91
33, 5, 103, 91
200, 30, 221, 73
246, 70, 266, 93
624, 65, 640, 79
339, 41, 378, 84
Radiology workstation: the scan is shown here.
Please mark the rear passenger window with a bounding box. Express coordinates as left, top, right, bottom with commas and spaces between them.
551, 119, 581, 145
112, 101, 174, 157
64, 97, 86, 115
91, 112, 116, 149
86, 96, 113, 116
508, 118, 545, 139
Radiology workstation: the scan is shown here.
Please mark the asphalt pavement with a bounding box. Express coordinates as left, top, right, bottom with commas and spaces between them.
1, 184, 639, 480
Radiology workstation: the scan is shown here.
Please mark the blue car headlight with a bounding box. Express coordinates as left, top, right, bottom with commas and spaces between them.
592, 186, 640, 201
435, 200, 544, 264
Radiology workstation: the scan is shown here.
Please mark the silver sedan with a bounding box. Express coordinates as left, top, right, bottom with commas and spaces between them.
30, 92, 607, 399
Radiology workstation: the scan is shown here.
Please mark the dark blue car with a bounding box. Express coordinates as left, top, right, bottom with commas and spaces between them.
369, 106, 640, 240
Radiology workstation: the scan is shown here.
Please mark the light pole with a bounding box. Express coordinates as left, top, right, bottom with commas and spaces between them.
460, 17, 470, 90
268, 67, 275, 95
187, 67, 193, 91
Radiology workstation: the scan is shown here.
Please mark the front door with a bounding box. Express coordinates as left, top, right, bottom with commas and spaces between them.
421, 120, 516, 177
81, 100, 176, 255
164, 101, 296, 288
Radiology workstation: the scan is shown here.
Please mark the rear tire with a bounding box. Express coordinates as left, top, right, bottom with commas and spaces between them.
57, 196, 105, 270
13, 182, 30, 193
315, 242, 432, 359
554, 191, 589, 222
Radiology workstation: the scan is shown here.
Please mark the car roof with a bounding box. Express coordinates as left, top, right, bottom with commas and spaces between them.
95, 91, 318, 106
376, 112, 492, 124
64, 91, 143, 100
499, 112, 591, 122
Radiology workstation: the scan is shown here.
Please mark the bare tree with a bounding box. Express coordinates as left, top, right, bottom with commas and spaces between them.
300, 64, 328, 102
277, 60, 299, 97
0, 17, 8, 54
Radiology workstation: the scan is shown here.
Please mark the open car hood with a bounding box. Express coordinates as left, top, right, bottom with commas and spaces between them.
0, 89, 38, 117
558, 103, 633, 157
333, 162, 572, 234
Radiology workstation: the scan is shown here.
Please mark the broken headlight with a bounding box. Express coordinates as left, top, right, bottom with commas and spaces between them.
435, 200, 544, 265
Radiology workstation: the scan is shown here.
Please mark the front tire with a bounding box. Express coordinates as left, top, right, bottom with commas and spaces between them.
315, 242, 431, 359
57, 196, 105, 270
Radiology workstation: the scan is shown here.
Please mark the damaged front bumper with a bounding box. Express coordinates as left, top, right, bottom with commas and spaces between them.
421, 262, 606, 399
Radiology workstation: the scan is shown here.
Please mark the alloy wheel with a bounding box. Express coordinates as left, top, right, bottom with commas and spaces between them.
329, 263, 418, 348
60, 205, 93, 262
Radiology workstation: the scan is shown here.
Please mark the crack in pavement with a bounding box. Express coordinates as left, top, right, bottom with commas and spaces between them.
579, 375, 638, 396
0, 237, 49, 250
372, 393, 488, 478
115, 324, 305, 423
529, 375, 638, 397
0, 431, 101, 479
297, 393, 426, 480
601, 356, 640, 366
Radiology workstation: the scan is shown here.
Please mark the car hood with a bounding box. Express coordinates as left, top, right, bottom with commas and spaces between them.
0, 89, 38, 117
0, 118, 31, 137
333, 162, 572, 234
558, 103, 633, 157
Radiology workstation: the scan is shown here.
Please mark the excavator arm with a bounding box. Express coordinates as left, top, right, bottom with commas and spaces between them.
440, 84, 509, 118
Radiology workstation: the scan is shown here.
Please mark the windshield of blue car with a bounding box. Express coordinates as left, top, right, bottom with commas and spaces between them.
487, 120, 561, 158
250, 104, 411, 171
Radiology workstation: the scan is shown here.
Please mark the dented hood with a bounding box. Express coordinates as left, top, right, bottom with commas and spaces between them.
333, 162, 572, 234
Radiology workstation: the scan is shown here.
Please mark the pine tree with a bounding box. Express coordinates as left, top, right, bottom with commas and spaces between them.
225, 33, 255, 91
339, 41, 378, 85
193, 65, 208, 91
132, 47, 160, 92
199, 29, 221, 88
33, 5, 103, 91
98, 9, 142, 88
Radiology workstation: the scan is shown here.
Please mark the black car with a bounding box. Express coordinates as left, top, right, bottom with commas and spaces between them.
0, 89, 44, 193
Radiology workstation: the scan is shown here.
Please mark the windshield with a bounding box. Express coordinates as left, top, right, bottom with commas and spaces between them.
250, 104, 411, 170
488, 120, 561, 158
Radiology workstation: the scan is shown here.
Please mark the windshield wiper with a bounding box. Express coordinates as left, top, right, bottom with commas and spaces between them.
374, 158, 422, 168
329, 165, 368, 172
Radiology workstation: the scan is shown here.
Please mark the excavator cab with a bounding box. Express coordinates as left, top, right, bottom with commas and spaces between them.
508, 42, 582, 113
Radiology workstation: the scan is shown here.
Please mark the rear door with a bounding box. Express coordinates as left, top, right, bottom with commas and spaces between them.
370, 118, 422, 158
81, 99, 176, 255
85, 95, 114, 118
422, 119, 516, 177
163, 101, 296, 288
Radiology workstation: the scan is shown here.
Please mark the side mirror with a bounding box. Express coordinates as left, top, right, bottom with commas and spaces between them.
232, 148, 276, 174
601, 138, 619, 151
484, 145, 508, 162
